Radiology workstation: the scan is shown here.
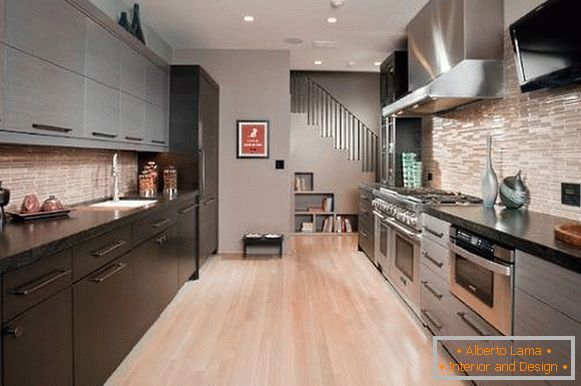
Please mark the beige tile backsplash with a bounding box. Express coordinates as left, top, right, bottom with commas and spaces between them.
0, 145, 137, 211
423, 34, 581, 221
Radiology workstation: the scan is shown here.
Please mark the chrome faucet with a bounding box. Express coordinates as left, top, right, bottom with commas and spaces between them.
112, 152, 120, 202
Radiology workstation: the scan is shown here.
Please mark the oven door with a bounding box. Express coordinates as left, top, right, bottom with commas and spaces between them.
449, 242, 513, 335
387, 218, 421, 314
373, 211, 392, 274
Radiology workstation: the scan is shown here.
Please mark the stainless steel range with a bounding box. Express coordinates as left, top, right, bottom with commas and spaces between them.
371, 187, 482, 316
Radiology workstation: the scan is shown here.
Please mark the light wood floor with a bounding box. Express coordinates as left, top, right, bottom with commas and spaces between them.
106, 235, 465, 386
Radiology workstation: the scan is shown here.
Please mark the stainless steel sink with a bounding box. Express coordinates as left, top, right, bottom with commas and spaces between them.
90, 199, 157, 209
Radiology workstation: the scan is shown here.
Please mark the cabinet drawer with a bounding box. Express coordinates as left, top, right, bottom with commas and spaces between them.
133, 209, 177, 245
515, 289, 579, 381
445, 295, 501, 337
359, 188, 374, 205
420, 263, 450, 334
3, 250, 72, 322
358, 211, 374, 231
420, 236, 449, 281
72, 224, 132, 281
421, 213, 450, 247
3, 288, 73, 386
359, 198, 372, 217
516, 251, 581, 323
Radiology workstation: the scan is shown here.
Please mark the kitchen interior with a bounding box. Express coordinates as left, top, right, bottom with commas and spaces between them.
0, 0, 580, 385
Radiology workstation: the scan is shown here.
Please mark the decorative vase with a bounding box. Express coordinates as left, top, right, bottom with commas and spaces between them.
481, 135, 498, 208
500, 170, 529, 209
131, 4, 146, 44
118, 11, 131, 32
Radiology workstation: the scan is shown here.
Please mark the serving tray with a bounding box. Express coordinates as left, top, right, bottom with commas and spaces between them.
8, 208, 72, 221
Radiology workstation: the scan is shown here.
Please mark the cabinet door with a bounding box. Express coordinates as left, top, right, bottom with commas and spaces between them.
119, 92, 146, 143
6, 0, 86, 74
120, 46, 146, 98
84, 78, 120, 141
85, 19, 119, 88
131, 239, 163, 334
146, 62, 168, 108
74, 255, 136, 386
199, 74, 219, 199
156, 226, 180, 310
4, 47, 83, 136
199, 197, 218, 266
3, 289, 73, 386
176, 202, 198, 284
145, 102, 168, 147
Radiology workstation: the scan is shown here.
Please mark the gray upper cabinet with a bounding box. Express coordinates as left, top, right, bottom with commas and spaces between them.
145, 103, 168, 147
5, 47, 84, 137
6, 0, 86, 74
85, 19, 119, 89
84, 78, 119, 141
119, 92, 146, 142
120, 47, 146, 99
146, 62, 169, 108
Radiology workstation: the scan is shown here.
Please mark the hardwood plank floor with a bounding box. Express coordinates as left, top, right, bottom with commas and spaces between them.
106, 235, 465, 386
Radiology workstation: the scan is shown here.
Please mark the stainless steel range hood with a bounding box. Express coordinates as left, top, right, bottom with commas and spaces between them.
383, 0, 504, 117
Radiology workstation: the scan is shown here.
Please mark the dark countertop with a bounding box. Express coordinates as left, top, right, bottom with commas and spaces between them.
425, 205, 581, 274
0, 190, 199, 273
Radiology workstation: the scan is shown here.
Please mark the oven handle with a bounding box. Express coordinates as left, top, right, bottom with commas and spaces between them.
372, 210, 385, 220
383, 217, 421, 243
448, 242, 512, 277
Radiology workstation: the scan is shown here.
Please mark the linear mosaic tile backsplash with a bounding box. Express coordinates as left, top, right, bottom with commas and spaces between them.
423, 34, 581, 221
0, 145, 137, 211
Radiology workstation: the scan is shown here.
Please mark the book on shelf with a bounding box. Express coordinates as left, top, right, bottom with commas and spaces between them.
308, 206, 324, 213
294, 176, 311, 192
321, 197, 333, 213
322, 217, 333, 233
301, 222, 314, 233
344, 218, 353, 233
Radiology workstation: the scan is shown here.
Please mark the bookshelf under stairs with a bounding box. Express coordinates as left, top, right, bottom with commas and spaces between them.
293, 172, 358, 235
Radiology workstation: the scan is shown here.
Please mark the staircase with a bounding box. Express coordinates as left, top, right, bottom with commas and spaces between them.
290, 74, 378, 173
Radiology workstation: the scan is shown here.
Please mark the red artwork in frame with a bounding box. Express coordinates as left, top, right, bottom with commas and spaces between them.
237, 120, 269, 158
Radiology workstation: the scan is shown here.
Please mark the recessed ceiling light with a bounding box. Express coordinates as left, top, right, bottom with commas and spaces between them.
331, 0, 346, 9
373, 61, 382, 66
243, 15, 255, 22
284, 37, 304, 45
327, 17, 337, 24
347, 61, 356, 67
314, 60, 323, 65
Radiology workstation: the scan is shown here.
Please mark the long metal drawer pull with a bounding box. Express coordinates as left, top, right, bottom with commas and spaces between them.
421, 310, 443, 330
32, 123, 73, 133
360, 230, 368, 238
11, 268, 72, 296
179, 204, 196, 214
424, 227, 444, 238
152, 140, 166, 145
92, 240, 126, 257
125, 136, 144, 142
456, 312, 490, 336
151, 218, 171, 228
92, 132, 117, 139
448, 242, 512, 276
421, 281, 443, 300
91, 263, 128, 283
422, 251, 444, 268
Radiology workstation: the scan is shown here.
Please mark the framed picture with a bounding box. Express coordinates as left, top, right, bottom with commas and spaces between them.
237, 120, 269, 158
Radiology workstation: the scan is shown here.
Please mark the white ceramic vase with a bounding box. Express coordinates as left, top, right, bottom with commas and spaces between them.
481, 135, 498, 208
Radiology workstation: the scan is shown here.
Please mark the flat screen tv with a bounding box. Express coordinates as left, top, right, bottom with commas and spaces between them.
509, 0, 581, 92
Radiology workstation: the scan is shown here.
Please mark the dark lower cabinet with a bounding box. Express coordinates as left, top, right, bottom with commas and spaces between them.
74, 255, 136, 386
176, 202, 198, 284
3, 289, 73, 386
199, 197, 217, 267
154, 226, 180, 313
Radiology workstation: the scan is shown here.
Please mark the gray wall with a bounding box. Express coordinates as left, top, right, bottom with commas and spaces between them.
90, 0, 173, 62
173, 49, 292, 253
298, 72, 381, 134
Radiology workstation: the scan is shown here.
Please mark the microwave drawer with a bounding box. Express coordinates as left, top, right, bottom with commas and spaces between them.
421, 214, 450, 247
420, 236, 449, 281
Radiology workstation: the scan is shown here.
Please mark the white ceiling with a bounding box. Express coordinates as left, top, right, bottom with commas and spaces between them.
137, 0, 429, 72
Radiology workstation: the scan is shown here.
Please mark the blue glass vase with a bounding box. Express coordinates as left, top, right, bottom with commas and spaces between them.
131, 4, 146, 44
481, 135, 498, 208
118, 11, 131, 32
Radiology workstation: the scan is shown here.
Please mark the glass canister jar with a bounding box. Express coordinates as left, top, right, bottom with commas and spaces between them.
139, 172, 156, 198
163, 166, 178, 196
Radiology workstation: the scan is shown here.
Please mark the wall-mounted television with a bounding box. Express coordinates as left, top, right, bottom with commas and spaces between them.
509, 0, 581, 92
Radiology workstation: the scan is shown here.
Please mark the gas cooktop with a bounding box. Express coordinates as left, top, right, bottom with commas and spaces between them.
378, 187, 483, 205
